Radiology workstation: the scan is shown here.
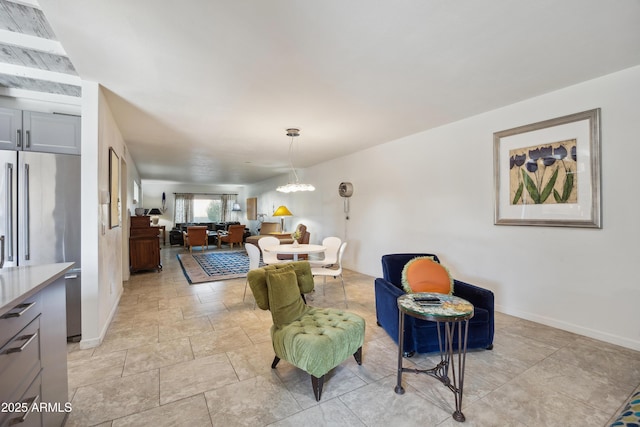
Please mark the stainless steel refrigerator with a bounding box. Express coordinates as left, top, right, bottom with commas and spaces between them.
0, 149, 82, 340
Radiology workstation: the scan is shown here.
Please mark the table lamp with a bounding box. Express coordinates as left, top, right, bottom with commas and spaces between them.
272, 205, 293, 232
148, 208, 162, 225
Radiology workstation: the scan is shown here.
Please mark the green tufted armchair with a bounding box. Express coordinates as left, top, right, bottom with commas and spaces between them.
247, 261, 365, 401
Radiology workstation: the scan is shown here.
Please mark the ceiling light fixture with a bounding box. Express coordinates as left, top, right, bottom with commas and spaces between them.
276, 128, 315, 193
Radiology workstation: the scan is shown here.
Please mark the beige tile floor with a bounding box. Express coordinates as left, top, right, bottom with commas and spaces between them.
65, 245, 640, 426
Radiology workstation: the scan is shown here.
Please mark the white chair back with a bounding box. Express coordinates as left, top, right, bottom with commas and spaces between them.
258, 236, 282, 264
244, 243, 262, 304
310, 241, 349, 307
246, 243, 261, 270
309, 236, 341, 267
335, 241, 347, 272
323, 236, 342, 264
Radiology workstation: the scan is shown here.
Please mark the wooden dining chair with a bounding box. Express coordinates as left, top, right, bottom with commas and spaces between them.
184, 226, 208, 253
218, 224, 245, 249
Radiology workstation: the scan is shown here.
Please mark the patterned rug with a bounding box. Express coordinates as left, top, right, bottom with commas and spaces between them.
177, 250, 262, 284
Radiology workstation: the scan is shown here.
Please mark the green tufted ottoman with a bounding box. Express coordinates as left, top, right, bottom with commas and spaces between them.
247, 261, 366, 401
271, 307, 365, 400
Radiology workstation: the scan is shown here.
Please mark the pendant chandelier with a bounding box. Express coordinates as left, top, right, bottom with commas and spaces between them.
276, 128, 315, 193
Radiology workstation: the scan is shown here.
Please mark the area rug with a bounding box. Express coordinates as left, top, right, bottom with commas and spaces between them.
177, 250, 262, 284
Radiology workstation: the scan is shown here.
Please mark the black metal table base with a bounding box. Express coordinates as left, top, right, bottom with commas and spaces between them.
395, 310, 470, 422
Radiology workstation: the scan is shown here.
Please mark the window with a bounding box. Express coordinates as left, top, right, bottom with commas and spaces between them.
133, 181, 140, 204
174, 193, 238, 224
193, 197, 221, 222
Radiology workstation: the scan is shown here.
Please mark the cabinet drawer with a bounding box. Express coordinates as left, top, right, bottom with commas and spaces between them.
0, 295, 41, 347
0, 372, 43, 427
0, 317, 41, 405
130, 228, 161, 237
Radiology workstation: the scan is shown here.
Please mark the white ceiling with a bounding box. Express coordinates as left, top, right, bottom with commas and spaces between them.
6, 1, 640, 185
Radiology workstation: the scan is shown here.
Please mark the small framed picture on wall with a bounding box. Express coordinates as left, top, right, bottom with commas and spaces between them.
109, 147, 120, 228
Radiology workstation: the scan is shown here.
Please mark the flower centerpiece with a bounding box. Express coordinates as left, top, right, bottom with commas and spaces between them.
291, 229, 301, 247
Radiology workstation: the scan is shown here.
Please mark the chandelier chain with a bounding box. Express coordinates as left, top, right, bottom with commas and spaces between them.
288, 136, 301, 184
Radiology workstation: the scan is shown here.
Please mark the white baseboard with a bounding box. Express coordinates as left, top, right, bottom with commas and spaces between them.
496, 304, 640, 352
79, 287, 123, 349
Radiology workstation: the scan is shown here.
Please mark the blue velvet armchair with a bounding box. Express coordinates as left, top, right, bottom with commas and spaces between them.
374, 253, 494, 355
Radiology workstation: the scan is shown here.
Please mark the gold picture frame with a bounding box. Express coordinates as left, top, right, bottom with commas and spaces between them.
494, 109, 601, 228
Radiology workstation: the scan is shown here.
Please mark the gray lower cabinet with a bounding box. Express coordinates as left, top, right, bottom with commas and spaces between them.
0, 107, 80, 155
0, 277, 69, 427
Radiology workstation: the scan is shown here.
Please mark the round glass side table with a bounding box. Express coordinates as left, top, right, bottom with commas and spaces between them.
395, 292, 474, 422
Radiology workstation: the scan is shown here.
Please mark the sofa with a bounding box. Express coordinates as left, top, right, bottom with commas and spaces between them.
245, 222, 283, 246
245, 221, 301, 247
374, 253, 494, 355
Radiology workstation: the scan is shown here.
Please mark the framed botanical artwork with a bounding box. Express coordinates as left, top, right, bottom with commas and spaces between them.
494, 108, 601, 228
109, 147, 120, 228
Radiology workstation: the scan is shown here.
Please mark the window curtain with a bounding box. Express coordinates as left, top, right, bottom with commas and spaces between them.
174, 193, 194, 223
221, 194, 238, 222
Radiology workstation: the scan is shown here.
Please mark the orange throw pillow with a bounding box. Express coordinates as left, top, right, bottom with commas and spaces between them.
401, 256, 453, 294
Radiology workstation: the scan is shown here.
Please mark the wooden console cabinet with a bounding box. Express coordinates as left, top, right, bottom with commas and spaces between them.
129, 216, 162, 273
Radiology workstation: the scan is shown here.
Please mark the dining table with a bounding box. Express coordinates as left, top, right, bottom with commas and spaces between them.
264, 243, 326, 261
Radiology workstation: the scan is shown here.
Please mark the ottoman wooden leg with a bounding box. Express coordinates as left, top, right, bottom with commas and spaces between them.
271, 356, 280, 369
311, 375, 325, 401
353, 347, 363, 365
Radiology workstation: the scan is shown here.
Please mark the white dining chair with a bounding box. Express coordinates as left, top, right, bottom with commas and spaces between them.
244, 243, 261, 305
258, 236, 283, 265
308, 236, 342, 268
311, 241, 348, 307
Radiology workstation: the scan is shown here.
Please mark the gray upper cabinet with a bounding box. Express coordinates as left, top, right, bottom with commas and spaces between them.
0, 107, 81, 155
0, 107, 22, 151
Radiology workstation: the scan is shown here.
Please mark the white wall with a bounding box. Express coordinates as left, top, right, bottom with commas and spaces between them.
244, 177, 321, 236
140, 181, 247, 231
80, 83, 137, 348
247, 66, 640, 351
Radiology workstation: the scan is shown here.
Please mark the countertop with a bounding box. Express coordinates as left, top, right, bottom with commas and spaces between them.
0, 262, 74, 315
